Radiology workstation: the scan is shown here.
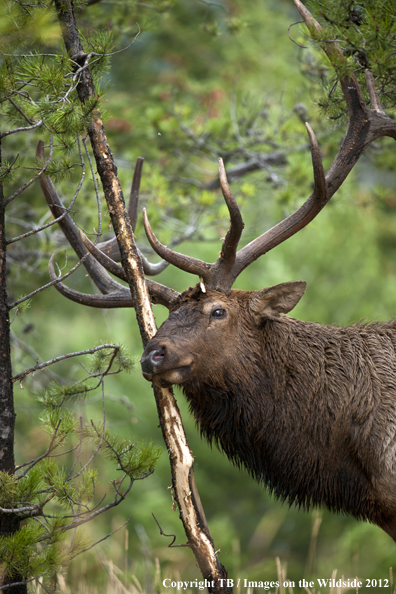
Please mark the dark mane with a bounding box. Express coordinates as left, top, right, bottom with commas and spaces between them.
181, 316, 396, 526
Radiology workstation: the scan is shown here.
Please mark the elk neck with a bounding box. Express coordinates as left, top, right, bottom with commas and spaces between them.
182, 315, 396, 525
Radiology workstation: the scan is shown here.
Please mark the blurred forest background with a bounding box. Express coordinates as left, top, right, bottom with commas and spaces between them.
2, 0, 396, 591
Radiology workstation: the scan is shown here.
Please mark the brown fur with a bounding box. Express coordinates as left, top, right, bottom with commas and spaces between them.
141, 285, 396, 540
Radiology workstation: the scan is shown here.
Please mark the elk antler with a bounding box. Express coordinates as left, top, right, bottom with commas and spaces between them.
79, 230, 178, 307
37, 142, 179, 308
142, 157, 246, 291
143, 125, 326, 291
142, 0, 396, 293
94, 158, 169, 276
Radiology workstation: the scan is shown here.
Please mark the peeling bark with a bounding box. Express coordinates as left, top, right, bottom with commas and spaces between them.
54, 2, 231, 591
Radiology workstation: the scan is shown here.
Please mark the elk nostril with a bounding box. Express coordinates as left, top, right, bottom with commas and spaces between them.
150, 346, 166, 364
140, 345, 167, 376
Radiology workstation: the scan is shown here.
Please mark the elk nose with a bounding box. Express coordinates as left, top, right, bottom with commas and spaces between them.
140, 345, 167, 375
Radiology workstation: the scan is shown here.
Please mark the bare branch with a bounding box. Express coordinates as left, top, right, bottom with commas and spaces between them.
0, 118, 43, 141
365, 69, 384, 113
12, 344, 121, 384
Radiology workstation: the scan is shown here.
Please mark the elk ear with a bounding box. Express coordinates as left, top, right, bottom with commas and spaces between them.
249, 281, 306, 322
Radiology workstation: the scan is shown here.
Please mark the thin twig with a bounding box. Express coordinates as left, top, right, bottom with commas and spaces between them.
68, 515, 133, 560
7, 97, 34, 125
82, 136, 102, 237
152, 513, 190, 548
66, 416, 84, 482
5, 134, 53, 206
197, 0, 231, 16
16, 420, 64, 478
60, 477, 134, 532
68, 385, 107, 481
8, 252, 88, 309
288, 20, 308, 48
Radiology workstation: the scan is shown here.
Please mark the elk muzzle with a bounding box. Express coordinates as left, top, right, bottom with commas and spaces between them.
140, 341, 195, 387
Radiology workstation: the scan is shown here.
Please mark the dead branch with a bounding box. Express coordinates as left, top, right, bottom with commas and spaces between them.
53, 1, 231, 591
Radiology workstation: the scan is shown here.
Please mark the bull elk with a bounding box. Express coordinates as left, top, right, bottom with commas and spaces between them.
41, 1, 396, 541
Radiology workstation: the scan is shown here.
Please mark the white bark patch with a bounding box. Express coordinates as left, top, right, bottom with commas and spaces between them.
161, 393, 216, 559
1, 426, 10, 439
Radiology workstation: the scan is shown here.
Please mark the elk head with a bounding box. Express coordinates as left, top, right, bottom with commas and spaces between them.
140, 282, 307, 388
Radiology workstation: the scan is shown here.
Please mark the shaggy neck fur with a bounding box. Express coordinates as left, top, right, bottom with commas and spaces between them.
183, 315, 396, 526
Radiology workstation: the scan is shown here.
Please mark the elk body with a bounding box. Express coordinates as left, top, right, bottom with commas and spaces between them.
43, 1, 396, 541
141, 284, 396, 540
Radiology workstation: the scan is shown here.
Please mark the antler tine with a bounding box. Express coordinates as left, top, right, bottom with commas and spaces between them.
48, 255, 135, 308
95, 237, 121, 260
365, 69, 384, 114
94, 238, 169, 276
143, 208, 212, 282
130, 156, 143, 232
233, 123, 326, 278
81, 231, 179, 306
39, 142, 178, 308
37, 141, 124, 296
306, 122, 326, 201
96, 157, 143, 259
142, 159, 244, 290
126, 157, 172, 276
96, 157, 169, 276
140, 253, 169, 275
81, 230, 127, 281
217, 158, 244, 266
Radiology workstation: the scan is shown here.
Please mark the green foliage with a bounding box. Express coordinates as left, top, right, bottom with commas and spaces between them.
17, 465, 45, 504
305, 0, 396, 116
37, 380, 92, 407
44, 156, 77, 183
13, 298, 32, 315
0, 334, 156, 589
40, 406, 77, 440
0, 472, 18, 507
0, 523, 58, 581
0, 1, 114, 157
87, 426, 162, 479
89, 342, 134, 375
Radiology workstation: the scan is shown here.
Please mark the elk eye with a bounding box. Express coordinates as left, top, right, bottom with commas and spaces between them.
211, 307, 226, 319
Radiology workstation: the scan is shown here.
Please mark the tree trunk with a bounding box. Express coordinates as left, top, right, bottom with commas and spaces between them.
0, 141, 27, 594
